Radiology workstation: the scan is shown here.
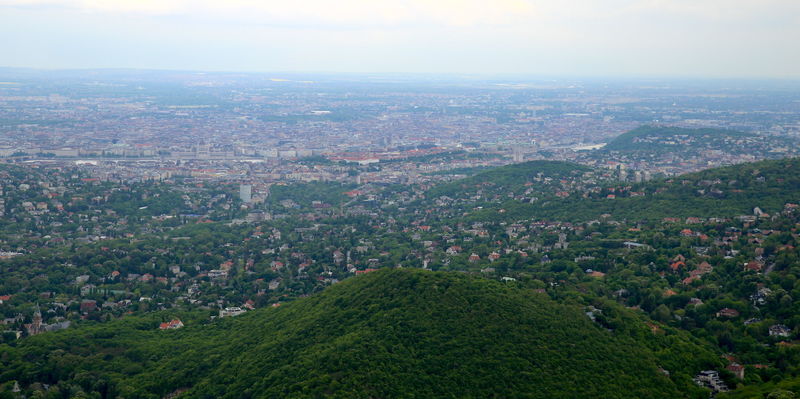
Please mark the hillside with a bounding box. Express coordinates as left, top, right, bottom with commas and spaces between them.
720, 376, 800, 399
424, 160, 591, 200
0, 269, 719, 398
464, 157, 800, 222
602, 126, 753, 155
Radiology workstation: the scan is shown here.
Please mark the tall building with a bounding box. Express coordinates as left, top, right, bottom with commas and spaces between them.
617, 164, 628, 181
512, 146, 524, 163
239, 184, 252, 203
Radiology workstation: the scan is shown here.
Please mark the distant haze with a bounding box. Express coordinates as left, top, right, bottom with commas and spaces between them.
1, 0, 799, 78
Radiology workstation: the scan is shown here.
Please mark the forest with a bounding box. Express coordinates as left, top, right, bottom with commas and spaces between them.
0, 269, 720, 399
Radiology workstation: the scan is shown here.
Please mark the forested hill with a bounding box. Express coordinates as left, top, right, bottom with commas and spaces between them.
424, 160, 590, 200
603, 126, 751, 153
594, 125, 799, 161
463, 157, 800, 222
0, 269, 719, 398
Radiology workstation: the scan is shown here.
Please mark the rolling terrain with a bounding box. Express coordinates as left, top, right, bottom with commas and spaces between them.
0, 269, 719, 398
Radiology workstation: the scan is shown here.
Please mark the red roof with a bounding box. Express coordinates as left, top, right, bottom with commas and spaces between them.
682, 276, 698, 284
344, 190, 363, 197
159, 319, 183, 330
355, 268, 378, 275
670, 261, 686, 271
745, 261, 763, 272
726, 363, 745, 372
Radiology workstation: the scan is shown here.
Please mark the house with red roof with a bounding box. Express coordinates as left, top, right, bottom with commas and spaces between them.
726, 363, 745, 380
159, 319, 184, 330
744, 260, 763, 272
670, 261, 686, 271
682, 276, 698, 285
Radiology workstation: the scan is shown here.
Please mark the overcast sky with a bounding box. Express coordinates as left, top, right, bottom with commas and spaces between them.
1, 0, 798, 78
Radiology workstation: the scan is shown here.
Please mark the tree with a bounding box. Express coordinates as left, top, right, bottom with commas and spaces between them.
651, 304, 671, 323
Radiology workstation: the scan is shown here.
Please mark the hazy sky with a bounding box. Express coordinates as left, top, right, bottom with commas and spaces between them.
1, 0, 799, 78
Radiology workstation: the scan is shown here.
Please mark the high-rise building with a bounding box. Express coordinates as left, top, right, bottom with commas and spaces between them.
512, 146, 524, 163
617, 164, 628, 181
239, 184, 252, 203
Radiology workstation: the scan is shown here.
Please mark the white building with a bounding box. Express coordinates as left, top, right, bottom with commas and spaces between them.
239, 184, 252, 203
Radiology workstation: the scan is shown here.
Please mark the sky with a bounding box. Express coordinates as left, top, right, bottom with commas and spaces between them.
1, 0, 799, 78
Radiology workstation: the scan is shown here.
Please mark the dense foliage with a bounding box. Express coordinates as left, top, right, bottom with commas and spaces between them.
0, 269, 719, 398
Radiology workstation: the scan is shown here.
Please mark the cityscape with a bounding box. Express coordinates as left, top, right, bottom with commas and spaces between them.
1, 0, 800, 397
2, 70, 799, 187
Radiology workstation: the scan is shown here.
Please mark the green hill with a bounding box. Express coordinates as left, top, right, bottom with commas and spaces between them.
424, 160, 590, 200
0, 269, 719, 398
602, 126, 751, 154
466, 157, 800, 222
720, 376, 800, 399
597, 125, 798, 160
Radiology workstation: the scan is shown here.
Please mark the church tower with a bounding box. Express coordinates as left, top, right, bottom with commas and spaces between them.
28, 303, 43, 335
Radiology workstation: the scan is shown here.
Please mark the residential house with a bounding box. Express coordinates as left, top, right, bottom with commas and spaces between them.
159, 319, 184, 330
716, 308, 740, 318
769, 324, 791, 337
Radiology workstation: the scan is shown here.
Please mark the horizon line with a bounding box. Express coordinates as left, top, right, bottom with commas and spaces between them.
2, 65, 800, 83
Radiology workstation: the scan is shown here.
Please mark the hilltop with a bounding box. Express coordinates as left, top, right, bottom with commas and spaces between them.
0, 269, 718, 398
